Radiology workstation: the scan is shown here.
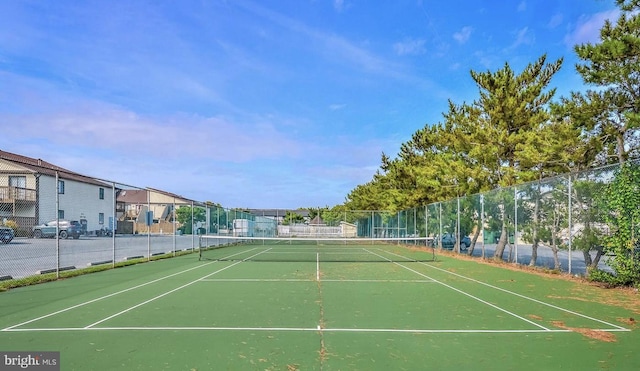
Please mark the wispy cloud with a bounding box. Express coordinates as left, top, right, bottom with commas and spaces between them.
548, 13, 563, 29
0, 71, 390, 207
564, 9, 620, 46
393, 38, 426, 56
0, 71, 303, 164
473, 50, 498, 69
510, 26, 534, 49
1, 0, 615, 208
322, 33, 394, 73
453, 26, 473, 44
237, 0, 404, 77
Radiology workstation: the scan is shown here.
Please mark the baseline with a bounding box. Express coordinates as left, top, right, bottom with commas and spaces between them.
4, 325, 630, 334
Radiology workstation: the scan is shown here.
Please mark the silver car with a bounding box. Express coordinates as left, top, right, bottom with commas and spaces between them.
32, 219, 81, 239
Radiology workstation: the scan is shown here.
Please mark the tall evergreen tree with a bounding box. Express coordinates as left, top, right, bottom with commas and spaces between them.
459, 55, 563, 260
572, 0, 640, 164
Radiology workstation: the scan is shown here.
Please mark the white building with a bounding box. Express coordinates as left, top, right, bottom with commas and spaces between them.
0, 150, 114, 235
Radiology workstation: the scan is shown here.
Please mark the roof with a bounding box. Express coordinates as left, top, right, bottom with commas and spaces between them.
1, 150, 202, 204
308, 215, 325, 225
248, 209, 310, 218
117, 188, 195, 204
0, 149, 110, 187
116, 189, 148, 203
146, 187, 194, 203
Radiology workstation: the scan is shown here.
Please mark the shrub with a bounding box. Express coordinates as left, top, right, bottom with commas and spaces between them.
587, 268, 620, 287
0, 220, 18, 233
2, 220, 18, 231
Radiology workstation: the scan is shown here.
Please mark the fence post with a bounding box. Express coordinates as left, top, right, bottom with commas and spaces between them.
147, 190, 151, 261
191, 200, 195, 252
439, 203, 442, 249
112, 182, 116, 268
481, 194, 485, 259
514, 186, 518, 264
568, 173, 572, 274
425, 205, 428, 239
55, 171, 60, 279
457, 196, 460, 253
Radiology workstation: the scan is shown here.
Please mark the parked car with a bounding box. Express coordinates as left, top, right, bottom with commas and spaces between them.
32, 220, 81, 239
0, 226, 14, 244
431, 233, 471, 250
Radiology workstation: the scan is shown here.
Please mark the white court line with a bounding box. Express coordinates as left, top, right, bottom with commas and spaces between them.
84, 248, 272, 329
201, 278, 313, 282
2, 325, 630, 334
200, 278, 435, 283
383, 250, 630, 331
2, 248, 262, 332
5, 247, 628, 335
364, 249, 551, 331
1, 260, 220, 331
322, 279, 435, 283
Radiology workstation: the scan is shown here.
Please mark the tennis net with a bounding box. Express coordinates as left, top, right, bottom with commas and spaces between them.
198, 235, 435, 262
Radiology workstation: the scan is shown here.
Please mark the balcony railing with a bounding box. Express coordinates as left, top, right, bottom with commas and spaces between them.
0, 186, 37, 202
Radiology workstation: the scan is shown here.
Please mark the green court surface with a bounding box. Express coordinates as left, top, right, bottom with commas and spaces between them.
0, 243, 638, 370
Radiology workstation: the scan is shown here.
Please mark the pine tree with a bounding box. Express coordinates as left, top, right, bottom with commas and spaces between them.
573, 0, 640, 163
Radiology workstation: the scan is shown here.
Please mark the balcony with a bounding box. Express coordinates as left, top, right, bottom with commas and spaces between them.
0, 186, 37, 203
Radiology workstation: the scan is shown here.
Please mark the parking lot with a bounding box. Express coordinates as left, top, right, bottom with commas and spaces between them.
0, 234, 199, 280
0, 234, 613, 281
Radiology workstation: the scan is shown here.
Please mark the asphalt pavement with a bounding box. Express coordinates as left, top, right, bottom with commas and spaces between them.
0, 234, 199, 280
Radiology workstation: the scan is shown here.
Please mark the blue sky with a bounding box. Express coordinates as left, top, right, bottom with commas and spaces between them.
0, 0, 620, 209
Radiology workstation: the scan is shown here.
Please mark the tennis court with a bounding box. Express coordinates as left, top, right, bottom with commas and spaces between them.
1, 240, 638, 370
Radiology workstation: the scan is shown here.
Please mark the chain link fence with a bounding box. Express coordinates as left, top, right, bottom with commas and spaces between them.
0, 159, 294, 282
2, 156, 636, 281
0, 167, 207, 281
388, 160, 640, 276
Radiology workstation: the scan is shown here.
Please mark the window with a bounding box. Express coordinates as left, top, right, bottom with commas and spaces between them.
9, 176, 26, 188
58, 180, 65, 194
9, 176, 26, 199
99, 188, 105, 200
58, 210, 65, 219
98, 213, 104, 225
